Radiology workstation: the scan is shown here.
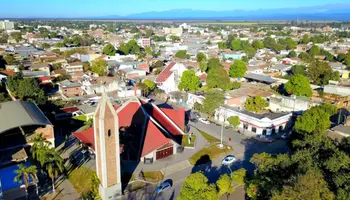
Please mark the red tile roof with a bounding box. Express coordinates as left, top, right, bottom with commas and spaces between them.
160, 108, 185, 131
155, 62, 176, 83
141, 120, 171, 157
152, 106, 184, 136
37, 76, 51, 82
60, 106, 79, 113
199, 74, 207, 81
116, 102, 141, 127
0, 69, 15, 77
73, 127, 95, 150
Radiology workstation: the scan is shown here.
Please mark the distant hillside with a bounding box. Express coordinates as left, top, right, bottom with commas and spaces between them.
95, 3, 350, 20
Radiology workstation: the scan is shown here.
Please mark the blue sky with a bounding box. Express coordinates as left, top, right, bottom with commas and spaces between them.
1, 0, 346, 18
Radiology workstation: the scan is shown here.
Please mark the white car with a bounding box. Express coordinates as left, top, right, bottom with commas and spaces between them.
155, 181, 172, 194
199, 118, 210, 124
221, 155, 236, 166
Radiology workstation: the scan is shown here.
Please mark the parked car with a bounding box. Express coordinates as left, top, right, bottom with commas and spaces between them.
254, 135, 273, 143
281, 131, 292, 139
198, 118, 210, 124
222, 155, 236, 165
156, 180, 172, 194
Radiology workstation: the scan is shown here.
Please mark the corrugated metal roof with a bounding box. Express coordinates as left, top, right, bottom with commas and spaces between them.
244, 73, 277, 84
0, 101, 52, 133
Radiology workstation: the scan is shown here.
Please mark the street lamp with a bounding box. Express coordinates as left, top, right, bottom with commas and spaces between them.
218, 108, 225, 149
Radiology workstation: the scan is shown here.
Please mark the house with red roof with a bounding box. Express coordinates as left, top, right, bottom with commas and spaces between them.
73, 96, 186, 163
155, 62, 187, 94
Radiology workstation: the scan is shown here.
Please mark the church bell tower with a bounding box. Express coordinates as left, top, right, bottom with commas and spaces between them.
94, 93, 122, 199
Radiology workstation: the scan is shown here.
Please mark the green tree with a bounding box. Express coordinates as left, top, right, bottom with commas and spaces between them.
14, 164, 39, 197
206, 65, 231, 90
196, 52, 206, 62
178, 172, 218, 200
4, 54, 16, 65
11, 32, 22, 43
252, 40, 264, 49
207, 58, 221, 71
41, 148, 64, 193
231, 39, 242, 51
298, 52, 314, 63
199, 60, 207, 72
287, 51, 297, 58
337, 54, 347, 62
91, 59, 107, 76
50, 32, 57, 38
143, 79, 156, 91
294, 104, 336, 134
217, 174, 233, 197
271, 170, 334, 200
102, 43, 116, 56
229, 60, 247, 78
30, 134, 51, 161
202, 90, 224, 115
284, 74, 312, 97
244, 96, 268, 113
308, 61, 337, 85
178, 70, 200, 92
118, 40, 140, 55
83, 61, 91, 72
300, 34, 310, 44
309, 45, 321, 57
195, 31, 201, 36
41, 43, 50, 49
55, 42, 65, 48
231, 169, 246, 185
344, 55, 350, 67
175, 50, 190, 59
170, 35, 181, 42
227, 116, 240, 129
291, 65, 306, 76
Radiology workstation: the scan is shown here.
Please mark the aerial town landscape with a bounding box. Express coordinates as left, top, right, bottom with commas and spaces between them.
1, 0, 350, 200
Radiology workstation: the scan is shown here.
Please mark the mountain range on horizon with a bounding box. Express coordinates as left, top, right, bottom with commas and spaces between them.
90, 3, 350, 21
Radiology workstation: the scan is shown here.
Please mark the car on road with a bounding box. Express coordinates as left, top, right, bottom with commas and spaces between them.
198, 118, 210, 124
281, 131, 292, 139
221, 155, 236, 165
156, 180, 172, 194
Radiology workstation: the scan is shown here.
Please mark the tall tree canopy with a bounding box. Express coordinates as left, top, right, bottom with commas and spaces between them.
308, 61, 339, 85
284, 74, 313, 97
202, 90, 225, 115
244, 96, 268, 113
178, 172, 218, 200
102, 43, 116, 56
229, 60, 247, 78
178, 70, 201, 92
91, 58, 107, 76
196, 52, 207, 62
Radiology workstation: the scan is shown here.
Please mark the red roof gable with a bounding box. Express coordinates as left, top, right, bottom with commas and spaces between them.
116, 102, 141, 127
141, 120, 171, 157
152, 105, 184, 136
155, 62, 176, 83
73, 127, 95, 150
37, 76, 51, 82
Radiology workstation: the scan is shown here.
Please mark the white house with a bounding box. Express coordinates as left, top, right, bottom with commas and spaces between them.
215, 105, 293, 135
269, 95, 318, 113
63, 62, 83, 75
155, 62, 187, 94
186, 92, 205, 108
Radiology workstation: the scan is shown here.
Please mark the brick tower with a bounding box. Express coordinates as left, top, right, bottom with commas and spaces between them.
94, 93, 122, 199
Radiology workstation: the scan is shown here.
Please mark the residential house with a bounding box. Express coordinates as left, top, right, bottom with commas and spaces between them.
139, 38, 151, 47
324, 82, 350, 96
163, 27, 183, 36
222, 52, 246, 60
270, 64, 292, 76
63, 62, 84, 75
224, 88, 273, 107
269, 95, 318, 113
215, 105, 293, 135
22, 70, 49, 78
59, 80, 83, 97
186, 92, 205, 108
0, 69, 14, 82
244, 73, 277, 85
30, 63, 50, 74
155, 62, 187, 94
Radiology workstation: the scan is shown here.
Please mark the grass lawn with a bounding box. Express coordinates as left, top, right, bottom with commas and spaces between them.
73, 115, 87, 121
130, 171, 164, 183
196, 128, 220, 144
68, 166, 96, 195
189, 144, 232, 165
182, 134, 196, 147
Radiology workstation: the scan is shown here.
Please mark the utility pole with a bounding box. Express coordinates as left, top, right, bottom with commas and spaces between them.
218, 109, 225, 149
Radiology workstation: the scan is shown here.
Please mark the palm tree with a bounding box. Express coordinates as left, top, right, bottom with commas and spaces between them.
41, 148, 64, 193
30, 133, 50, 162
14, 164, 39, 199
